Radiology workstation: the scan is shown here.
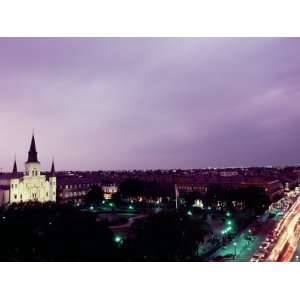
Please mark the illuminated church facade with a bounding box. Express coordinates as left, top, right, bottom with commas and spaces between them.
0, 134, 56, 205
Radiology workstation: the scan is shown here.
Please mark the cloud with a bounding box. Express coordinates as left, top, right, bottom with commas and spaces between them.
0, 38, 300, 170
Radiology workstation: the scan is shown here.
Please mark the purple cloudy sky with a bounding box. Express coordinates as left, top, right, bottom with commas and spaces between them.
0, 38, 300, 171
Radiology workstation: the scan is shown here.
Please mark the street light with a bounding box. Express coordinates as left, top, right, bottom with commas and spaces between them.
114, 235, 122, 243
114, 235, 123, 248
233, 242, 237, 257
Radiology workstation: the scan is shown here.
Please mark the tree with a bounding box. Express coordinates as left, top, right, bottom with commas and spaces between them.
119, 179, 144, 199
0, 202, 118, 261
123, 211, 212, 261
85, 185, 104, 206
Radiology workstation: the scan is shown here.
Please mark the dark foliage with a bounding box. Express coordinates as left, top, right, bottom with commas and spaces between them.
119, 179, 170, 199
85, 184, 104, 205
204, 185, 270, 215
0, 202, 117, 261
123, 211, 212, 261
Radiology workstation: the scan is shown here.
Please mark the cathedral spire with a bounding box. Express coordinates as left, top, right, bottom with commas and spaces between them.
50, 158, 56, 177
26, 133, 39, 163
12, 155, 18, 176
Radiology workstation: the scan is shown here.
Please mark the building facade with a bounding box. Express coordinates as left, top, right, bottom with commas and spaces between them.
0, 134, 56, 205
56, 176, 101, 204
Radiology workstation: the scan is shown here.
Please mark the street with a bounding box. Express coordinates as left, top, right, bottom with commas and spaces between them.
265, 195, 300, 262
209, 213, 281, 262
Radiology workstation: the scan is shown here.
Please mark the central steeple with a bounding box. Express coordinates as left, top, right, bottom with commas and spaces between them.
26, 134, 40, 163
12, 155, 18, 176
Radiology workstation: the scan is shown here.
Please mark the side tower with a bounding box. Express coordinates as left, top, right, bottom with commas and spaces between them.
10, 156, 21, 203
25, 134, 41, 177
49, 159, 56, 202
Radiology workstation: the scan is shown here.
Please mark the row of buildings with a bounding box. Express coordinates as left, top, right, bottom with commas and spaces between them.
0, 135, 118, 206
1, 134, 299, 206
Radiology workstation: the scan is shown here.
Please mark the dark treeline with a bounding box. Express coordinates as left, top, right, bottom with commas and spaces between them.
123, 210, 211, 261
204, 185, 270, 215
0, 202, 116, 261
0, 183, 271, 261
117, 179, 271, 215
0, 202, 211, 262
118, 179, 172, 199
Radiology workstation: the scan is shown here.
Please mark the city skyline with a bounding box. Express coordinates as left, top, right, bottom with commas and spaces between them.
1, 38, 300, 171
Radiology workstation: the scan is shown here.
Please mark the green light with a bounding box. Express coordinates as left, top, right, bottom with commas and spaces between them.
233, 242, 237, 246
226, 212, 231, 217
227, 220, 232, 226
114, 235, 122, 243
109, 202, 114, 207
187, 210, 193, 216
102, 200, 105, 204
128, 205, 134, 210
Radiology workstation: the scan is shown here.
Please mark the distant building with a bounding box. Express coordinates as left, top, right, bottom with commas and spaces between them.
241, 179, 284, 201
0, 134, 56, 205
176, 182, 208, 195
219, 171, 239, 177
102, 183, 118, 199
57, 176, 102, 204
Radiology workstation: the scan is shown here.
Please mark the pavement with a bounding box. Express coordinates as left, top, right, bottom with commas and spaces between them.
208, 214, 282, 262
109, 214, 148, 237
209, 230, 262, 262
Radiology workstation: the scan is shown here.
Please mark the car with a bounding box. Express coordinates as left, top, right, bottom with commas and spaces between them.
249, 227, 258, 235
266, 236, 275, 243
250, 253, 264, 262
259, 242, 270, 250
250, 256, 260, 262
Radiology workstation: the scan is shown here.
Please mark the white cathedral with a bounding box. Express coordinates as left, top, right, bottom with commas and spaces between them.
0, 134, 56, 205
